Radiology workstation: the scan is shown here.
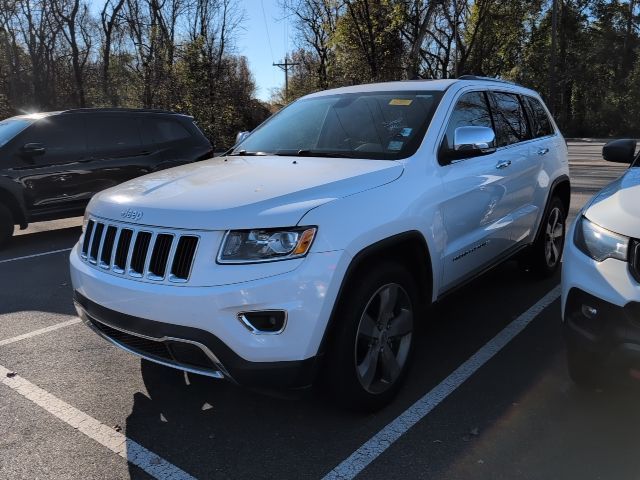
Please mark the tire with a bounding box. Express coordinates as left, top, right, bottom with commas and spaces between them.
324, 261, 418, 411
0, 204, 14, 247
566, 341, 600, 389
529, 196, 566, 277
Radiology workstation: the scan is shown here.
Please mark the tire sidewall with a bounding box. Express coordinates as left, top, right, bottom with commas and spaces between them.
533, 196, 566, 276
0, 204, 13, 247
325, 261, 418, 411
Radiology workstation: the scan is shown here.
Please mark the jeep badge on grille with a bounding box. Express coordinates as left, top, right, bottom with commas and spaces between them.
121, 208, 144, 221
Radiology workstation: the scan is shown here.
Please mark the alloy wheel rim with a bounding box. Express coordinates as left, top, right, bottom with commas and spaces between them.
544, 207, 564, 267
354, 283, 413, 394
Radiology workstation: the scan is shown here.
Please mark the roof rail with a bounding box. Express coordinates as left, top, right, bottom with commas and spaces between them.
60, 107, 189, 116
457, 75, 521, 87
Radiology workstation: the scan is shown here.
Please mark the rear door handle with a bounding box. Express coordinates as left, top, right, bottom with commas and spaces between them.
537, 148, 550, 156
496, 160, 512, 169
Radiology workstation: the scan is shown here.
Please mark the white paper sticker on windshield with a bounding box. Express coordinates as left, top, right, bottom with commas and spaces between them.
400, 128, 412, 137
388, 140, 404, 151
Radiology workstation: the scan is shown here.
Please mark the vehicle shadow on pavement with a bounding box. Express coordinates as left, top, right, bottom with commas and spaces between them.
0, 226, 81, 262
125, 359, 354, 479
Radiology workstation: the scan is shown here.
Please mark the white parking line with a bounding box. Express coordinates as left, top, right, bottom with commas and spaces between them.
0, 247, 73, 264
323, 285, 561, 480
0, 318, 81, 347
0, 364, 196, 480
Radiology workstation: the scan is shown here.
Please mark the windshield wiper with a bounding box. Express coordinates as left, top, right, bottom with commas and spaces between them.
274, 149, 358, 158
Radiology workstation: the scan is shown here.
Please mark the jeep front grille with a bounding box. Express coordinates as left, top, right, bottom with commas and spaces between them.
80, 219, 199, 283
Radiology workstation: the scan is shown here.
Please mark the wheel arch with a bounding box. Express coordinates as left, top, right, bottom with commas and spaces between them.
317, 231, 434, 358
0, 184, 26, 228
535, 174, 570, 243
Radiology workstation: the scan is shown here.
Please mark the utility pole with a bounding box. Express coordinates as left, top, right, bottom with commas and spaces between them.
273, 56, 299, 102
549, 0, 559, 116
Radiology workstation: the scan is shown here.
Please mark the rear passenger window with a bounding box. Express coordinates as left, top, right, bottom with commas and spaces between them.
489, 92, 530, 147
524, 96, 554, 138
87, 117, 141, 150
443, 91, 493, 150
141, 119, 191, 144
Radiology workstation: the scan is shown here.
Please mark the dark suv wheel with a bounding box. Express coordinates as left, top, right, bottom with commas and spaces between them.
0, 204, 14, 247
325, 262, 417, 411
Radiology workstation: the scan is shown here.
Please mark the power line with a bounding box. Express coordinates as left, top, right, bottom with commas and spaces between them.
261, 0, 274, 63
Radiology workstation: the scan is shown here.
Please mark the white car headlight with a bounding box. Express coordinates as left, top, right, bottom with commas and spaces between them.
574, 215, 629, 262
217, 227, 317, 263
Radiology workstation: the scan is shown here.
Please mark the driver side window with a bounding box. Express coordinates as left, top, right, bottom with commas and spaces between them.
443, 91, 493, 151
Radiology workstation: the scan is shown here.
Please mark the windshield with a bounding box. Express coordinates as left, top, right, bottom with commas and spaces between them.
0, 118, 32, 147
233, 91, 442, 160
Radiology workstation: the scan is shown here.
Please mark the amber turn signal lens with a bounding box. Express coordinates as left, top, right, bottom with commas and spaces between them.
293, 228, 317, 255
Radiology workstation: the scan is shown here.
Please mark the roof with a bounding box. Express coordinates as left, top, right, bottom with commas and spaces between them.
303, 76, 535, 99
11, 108, 191, 119
60, 108, 191, 117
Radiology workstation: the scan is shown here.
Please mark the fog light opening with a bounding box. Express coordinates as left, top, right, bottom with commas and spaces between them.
238, 310, 287, 334
581, 304, 598, 320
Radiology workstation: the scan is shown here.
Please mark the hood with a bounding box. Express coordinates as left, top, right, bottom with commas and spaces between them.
585, 167, 640, 238
89, 155, 403, 230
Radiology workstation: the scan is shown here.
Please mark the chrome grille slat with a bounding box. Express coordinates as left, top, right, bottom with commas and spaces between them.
170, 236, 199, 282
148, 234, 174, 280
89, 223, 105, 264
81, 220, 95, 258
113, 228, 134, 273
99, 225, 118, 269
141, 232, 157, 277
80, 217, 199, 283
108, 227, 122, 269
128, 231, 151, 277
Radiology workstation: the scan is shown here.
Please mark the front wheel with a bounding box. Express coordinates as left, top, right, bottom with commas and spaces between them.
0, 204, 14, 248
325, 262, 417, 411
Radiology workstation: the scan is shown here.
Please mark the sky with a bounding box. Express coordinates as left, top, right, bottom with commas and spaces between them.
237, 0, 293, 101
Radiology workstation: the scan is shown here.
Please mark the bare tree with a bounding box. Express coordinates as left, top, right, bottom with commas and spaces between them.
100, 0, 126, 103
53, 0, 93, 107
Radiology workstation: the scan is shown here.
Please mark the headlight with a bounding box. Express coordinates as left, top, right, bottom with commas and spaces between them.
217, 227, 317, 263
574, 215, 629, 262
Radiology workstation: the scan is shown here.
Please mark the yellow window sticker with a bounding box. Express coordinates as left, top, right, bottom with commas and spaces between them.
389, 98, 413, 106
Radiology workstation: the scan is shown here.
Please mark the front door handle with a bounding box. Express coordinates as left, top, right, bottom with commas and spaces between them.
537, 148, 550, 156
496, 160, 512, 170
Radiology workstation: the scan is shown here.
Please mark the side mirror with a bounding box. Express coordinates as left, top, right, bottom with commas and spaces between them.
21, 142, 46, 156
454, 126, 496, 155
235, 131, 250, 145
603, 139, 636, 164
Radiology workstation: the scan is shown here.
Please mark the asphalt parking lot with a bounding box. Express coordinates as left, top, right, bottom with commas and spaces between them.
0, 141, 636, 480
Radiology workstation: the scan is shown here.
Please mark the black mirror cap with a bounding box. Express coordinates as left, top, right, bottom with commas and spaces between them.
602, 139, 636, 164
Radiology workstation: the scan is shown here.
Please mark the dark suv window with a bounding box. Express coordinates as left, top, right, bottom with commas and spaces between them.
16, 116, 86, 163
141, 118, 191, 144
443, 91, 493, 150
524, 96, 554, 138
87, 116, 142, 150
489, 92, 530, 147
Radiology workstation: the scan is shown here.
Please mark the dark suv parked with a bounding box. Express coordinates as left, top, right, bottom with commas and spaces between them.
0, 108, 213, 245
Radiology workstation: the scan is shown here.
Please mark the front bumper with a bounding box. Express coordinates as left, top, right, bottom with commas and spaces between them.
562, 221, 640, 366
75, 292, 318, 388
70, 244, 349, 387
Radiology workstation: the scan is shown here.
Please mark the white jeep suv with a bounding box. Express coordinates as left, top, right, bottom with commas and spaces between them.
70, 77, 570, 410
